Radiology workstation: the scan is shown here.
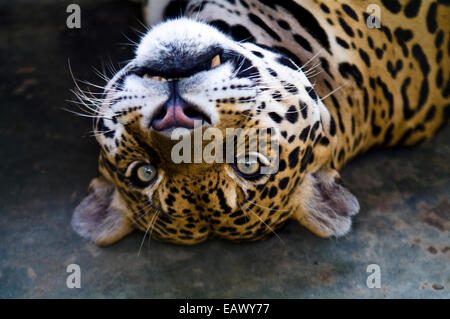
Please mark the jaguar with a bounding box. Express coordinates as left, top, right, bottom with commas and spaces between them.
72, 0, 449, 245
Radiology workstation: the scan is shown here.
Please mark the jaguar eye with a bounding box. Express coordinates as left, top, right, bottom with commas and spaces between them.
143, 74, 167, 82
135, 164, 157, 184
210, 54, 221, 69
235, 157, 261, 178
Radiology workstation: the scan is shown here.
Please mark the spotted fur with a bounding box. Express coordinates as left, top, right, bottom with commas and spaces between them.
72, 0, 449, 245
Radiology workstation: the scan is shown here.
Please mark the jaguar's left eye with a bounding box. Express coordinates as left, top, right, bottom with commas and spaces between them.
210, 54, 221, 69
132, 163, 157, 185
234, 157, 261, 179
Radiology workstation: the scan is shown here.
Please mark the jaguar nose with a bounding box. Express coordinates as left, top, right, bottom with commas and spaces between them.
151, 82, 210, 131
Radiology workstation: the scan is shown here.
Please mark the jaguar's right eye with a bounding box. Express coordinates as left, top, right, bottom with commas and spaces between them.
131, 163, 157, 186
233, 156, 263, 180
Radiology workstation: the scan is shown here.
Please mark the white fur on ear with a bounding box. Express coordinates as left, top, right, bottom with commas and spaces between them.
293, 169, 360, 238
72, 178, 133, 246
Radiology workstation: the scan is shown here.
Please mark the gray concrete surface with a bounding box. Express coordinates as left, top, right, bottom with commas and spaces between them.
0, 0, 449, 298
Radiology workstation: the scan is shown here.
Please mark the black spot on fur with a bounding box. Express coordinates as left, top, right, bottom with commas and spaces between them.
234, 56, 259, 79
165, 194, 176, 206
288, 135, 295, 143
293, 34, 312, 52
274, 46, 303, 69
268, 186, 278, 198
300, 146, 313, 172
338, 17, 354, 37
394, 27, 413, 57
284, 82, 298, 94
320, 3, 330, 13
300, 102, 308, 119
210, 19, 230, 34
329, 116, 337, 136
249, 13, 281, 41
435, 30, 444, 48
264, 0, 331, 52
342, 4, 358, 21
382, 0, 402, 13
338, 63, 363, 88
306, 86, 318, 101
276, 56, 298, 70
383, 123, 395, 145
268, 112, 283, 123
426, 2, 438, 33
371, 111, 381, 137
320, 58, 334, 79
288, 147, 300, 168
97, 118, 115, 138
407, 44, 430, 118
272, 91, 282, 102
376, 77, 394, 118
309, 121, 320, 141
404, 0, 422, 18
278, 159, 286, 172
359, 48, 371, 67
436, 69, 443, 88
239, 0, 249, 8
279, 177, 290, 190
285, 105, 299, 123
336, 36, 350, 49
231, 24, 256, 42
277, 19, 290, 30
216, 189, 232, 214
363, 87, 369, 122
320, 136, 330, 146
381, 26, 393, 42
234, 216, 249, 225
252, 50, 264, 58
267, 68, 277, 77
425, 105, 436, 122
375, 48, 384, 59
387, 59, 403, 78
299, 125, 310, 142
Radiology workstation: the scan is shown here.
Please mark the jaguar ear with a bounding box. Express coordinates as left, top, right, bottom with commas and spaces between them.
72, 177, 133, 246
293, 168, 360, 237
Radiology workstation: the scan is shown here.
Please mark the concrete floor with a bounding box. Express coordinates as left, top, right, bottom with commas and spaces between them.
0, 0, 449, 298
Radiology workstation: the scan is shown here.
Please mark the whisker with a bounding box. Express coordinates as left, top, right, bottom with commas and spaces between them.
237, 201, 285, 245
138, 210, 160, 256
300, 50, 323, 70
245, 198, 291, 212
320, 85, 344, 101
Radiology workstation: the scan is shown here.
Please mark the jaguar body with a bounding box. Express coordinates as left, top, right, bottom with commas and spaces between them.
72, 0, 449, 245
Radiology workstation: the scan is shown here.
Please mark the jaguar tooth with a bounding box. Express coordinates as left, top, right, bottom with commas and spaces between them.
211, 54, 221, 69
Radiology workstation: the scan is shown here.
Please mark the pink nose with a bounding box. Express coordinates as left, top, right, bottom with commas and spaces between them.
152, 103, 197, 130
151, 81, 210, 131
